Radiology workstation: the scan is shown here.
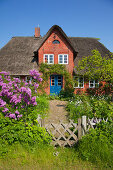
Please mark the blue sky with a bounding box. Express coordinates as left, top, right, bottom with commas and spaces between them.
0, 0, 113, 52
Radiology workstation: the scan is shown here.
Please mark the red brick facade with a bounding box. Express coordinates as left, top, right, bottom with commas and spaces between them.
36, 27, 107, 95
38, 28, 74, 95
38, 29, 74, 73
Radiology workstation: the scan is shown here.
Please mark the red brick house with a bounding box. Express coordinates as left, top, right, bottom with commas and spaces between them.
0, 25, 110, 95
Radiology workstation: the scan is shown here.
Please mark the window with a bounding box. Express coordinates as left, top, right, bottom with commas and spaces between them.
13, 76, 20, 79
58, 76, 62, 86
52, 40, 60, 44
89, 79, 99, 88
51, 76, 55, 86
44, 54, 54, 64
25, 76, 32, 83
58, 54, 68, 64
74, 76, 84, 88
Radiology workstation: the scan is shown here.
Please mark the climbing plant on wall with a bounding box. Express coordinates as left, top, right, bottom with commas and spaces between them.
39, 63, 74, 94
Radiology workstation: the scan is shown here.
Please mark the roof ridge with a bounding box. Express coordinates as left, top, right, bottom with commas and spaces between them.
69, 37, 100, 40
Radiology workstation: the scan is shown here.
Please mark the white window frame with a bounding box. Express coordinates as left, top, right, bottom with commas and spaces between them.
89, 79, 99, 88
74, 76, 84, 88
58, 54, 68, 64
44, 54, 54, 64
25, 76, 32, 82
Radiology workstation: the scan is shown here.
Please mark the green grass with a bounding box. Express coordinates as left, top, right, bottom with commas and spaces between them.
0, 144, 104, 170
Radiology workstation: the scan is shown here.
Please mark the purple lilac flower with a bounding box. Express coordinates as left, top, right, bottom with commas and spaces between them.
34, 83, 39, 88
15, 110, 20, 115
9, 114, 16, 119
0, 98, 6, 107
0, 70, 42, 120
29, 70, 41, 81
2, 108, 9, 113
0, 71, 9, 76
38, 78, 43, 82
30, 96, 37, 106
17, 114, 23, 118
13, 78, 21, 84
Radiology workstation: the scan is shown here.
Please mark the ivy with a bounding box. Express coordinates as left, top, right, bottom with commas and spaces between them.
39, 63, 74, 94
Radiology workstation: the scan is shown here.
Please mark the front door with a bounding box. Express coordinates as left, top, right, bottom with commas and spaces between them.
50, 75, 63, 95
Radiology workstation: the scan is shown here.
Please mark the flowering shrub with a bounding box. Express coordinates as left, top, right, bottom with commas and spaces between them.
0, 70, 42, 120
66, 95, 113, 122
0, 70, 51, 147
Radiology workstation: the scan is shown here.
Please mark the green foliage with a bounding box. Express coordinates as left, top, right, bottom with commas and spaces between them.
76, 50, 113, 97
66, 95, 113, 122
0, 113, 51, 147
0, 95, 51, 156
0, 143, 101, 169
39, 63, 74, 93
59, 88, 75, 100
76, 121, 113, 167
36, 96, 49, 118
76, 50, 113, 81
96, 120, 113, 144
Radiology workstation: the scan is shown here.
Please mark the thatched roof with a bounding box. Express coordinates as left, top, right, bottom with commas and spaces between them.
69, 37, 110, 74
0, 25, 110, 75
0, 37, 42, 75
36, 25, 78, 54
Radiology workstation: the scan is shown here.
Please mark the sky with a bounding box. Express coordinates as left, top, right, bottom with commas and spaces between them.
0, 0, 113, 52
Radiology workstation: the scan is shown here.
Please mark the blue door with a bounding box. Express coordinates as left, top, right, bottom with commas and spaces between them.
50, 75, 63, 95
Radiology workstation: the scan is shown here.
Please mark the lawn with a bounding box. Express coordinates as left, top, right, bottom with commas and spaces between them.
0, 144, 101, 170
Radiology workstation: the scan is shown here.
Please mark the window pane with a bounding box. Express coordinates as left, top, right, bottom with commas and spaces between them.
64, 55, 68, 63
89, 80, 95, 88
52, 40, 60, 44
45, 55, 48, 63
90, 80, 94, 84
90, 83, 94, 87
78, 77, 83, 87
26, 76, 32, 83
58, 76, 62, 86
64, 60, 67, 63
59, 55, 63, 63
74, 77, 79, 87
79, 83, 83, 87
51, 76, 55, 86
49, 55, 53, 63
64, 55, 68, 64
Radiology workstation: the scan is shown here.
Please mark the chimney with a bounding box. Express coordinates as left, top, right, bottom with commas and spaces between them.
35, 26, 40, 38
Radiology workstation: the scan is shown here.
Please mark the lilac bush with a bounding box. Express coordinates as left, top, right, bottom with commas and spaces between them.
0, 70, 42, 120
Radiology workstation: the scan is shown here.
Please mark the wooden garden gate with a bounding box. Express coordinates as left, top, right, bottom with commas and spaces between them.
40, 118, 82, 147
38, 116, 108, 147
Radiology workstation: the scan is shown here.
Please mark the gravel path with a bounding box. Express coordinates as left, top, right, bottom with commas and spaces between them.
45, 100, 69, 124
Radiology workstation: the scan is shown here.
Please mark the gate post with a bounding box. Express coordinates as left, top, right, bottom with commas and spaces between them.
82, 116, 86, 136
78, 118, 82, 140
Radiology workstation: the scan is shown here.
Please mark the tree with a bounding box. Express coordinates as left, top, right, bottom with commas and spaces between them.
76, 50, 113, 99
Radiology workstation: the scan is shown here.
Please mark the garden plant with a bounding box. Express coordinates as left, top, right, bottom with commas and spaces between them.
0, 70, 51, 155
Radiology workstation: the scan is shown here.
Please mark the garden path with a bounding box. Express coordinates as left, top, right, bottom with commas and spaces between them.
45, 100, 69, 124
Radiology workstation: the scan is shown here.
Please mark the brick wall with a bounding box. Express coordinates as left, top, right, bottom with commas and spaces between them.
38, 29, 74, 73
38, 28, 74, 94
